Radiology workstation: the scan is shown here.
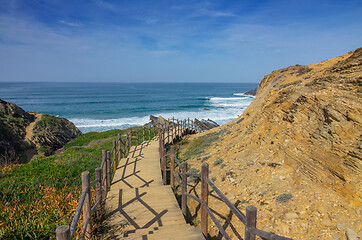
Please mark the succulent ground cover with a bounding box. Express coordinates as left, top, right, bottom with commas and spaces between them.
0, 127, 156, 239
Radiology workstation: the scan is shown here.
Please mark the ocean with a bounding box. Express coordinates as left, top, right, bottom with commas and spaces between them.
0, 82, 258, 133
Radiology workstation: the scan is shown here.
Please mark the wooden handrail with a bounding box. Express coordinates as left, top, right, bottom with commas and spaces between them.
57, 126, 158, 240
205, 177, 246, 224
69, 189, 87, 238
185, 171, 201, 178
159, 119, 294, 240
203, 203, 231, 240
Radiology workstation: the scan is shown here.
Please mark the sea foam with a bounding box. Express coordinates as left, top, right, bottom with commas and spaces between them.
72, 93, 255, 133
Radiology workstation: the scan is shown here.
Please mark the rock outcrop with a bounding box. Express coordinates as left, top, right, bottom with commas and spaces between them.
32, 114, 82, 156
244, 87, 257, 96
0, 99, 35, 164
0, 99, 81, 165
179, 48, 361, 239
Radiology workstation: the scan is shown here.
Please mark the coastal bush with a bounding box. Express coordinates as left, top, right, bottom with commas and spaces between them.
276, 193, 293, 203
182, 131, 221, 159
214, 159, 223, 166
0, 126, 153, 239
202, 156, 210, 162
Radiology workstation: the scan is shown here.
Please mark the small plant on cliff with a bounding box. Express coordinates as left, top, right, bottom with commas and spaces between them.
214, 159, 223, 166
276, 193, 293, 203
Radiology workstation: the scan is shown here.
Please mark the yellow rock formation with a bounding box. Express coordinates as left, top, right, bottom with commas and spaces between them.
179, 48, 361, 239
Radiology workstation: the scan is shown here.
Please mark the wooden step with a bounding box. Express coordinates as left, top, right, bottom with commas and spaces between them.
102, 139, 204, 240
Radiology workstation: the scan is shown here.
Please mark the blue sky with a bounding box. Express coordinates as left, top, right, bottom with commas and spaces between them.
0, 0, 361, 83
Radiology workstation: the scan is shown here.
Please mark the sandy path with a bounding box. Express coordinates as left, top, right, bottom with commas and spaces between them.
24, 113, 42, 162
24, 113, 42, 144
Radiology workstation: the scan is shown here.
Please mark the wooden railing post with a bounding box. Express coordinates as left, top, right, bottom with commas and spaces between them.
130, 128, 133, 146
181, 162, 188, 217
102, 150, 107, 199
183, 120, 185, 134
201, 162, 209, 237
56, 225, 70, 240
162, 146, 166, 185
167, 126, 170, 144
181, 120, 183, 135
107, 151, 111, 188
113, 140, 116, 173
181, 120, 185, 137
142, 126, 146, 141
127, 132, 133, 153
129, 132, 132, 152
177, 120, 179, 137
245, 205, 257, 240
125, 134, 129, 155
172, 125, 175, 143
162, 127, 165, 145
148, 126, 151, 140
170, 146, 175, 190
188, 118, 190, 131
158, 133, 162, 154
95, 167, 102, 216
136, 130, 139, 145
118, 133, 121, 160
82, 171, 91, 239
122, 139, 126, 158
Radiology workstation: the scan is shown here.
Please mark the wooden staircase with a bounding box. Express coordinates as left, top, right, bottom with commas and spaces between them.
103, 139, 204, 240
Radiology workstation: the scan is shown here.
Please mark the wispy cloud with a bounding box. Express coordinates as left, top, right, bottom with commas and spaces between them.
148, 50, 180, 56
95, 0, 117, 11
193, 8, 235, 18
0, 0, 361, 83
59, 20, 81, 27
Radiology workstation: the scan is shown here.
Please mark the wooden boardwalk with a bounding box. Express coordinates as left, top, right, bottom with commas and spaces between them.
102, 138, 204, 240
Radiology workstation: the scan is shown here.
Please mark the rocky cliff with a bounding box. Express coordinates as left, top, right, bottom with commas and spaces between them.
180, 48, 361, 239
0, 99, 81, 165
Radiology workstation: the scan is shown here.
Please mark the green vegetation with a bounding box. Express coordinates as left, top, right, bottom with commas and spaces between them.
0, 110, 31, 138
32, 114, 82, 156
0, 126, 157, 239
214, 159, 223, 166
276, 193, 293, 203
182, 131, 225, 160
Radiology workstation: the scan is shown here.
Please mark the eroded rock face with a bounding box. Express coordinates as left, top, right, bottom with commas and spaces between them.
223, 48, 361, 205
0, 99, 35, 164
179, 48, 361, 239
0, 100, 82, 165
32, 114, 82, 155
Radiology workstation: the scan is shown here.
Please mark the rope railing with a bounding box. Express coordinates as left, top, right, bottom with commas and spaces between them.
158, 121, 294, 240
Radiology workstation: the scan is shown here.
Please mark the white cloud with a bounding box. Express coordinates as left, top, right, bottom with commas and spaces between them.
59, 20, 81, 27
195, 9, 235, 17
95, 0, 117, 11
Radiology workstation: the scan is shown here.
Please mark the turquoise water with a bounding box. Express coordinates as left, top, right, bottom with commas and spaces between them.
0, 82, 257, 133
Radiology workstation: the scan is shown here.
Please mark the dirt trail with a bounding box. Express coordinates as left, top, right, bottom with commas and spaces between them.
24, 113, 42, 161
24, 113, 42, 144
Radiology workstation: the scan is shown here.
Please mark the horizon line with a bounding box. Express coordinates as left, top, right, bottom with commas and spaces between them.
0, 81, 260, 84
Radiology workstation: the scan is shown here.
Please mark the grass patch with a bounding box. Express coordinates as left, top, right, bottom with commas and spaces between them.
182, 131, 223, 159
0, 126, 159, 239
